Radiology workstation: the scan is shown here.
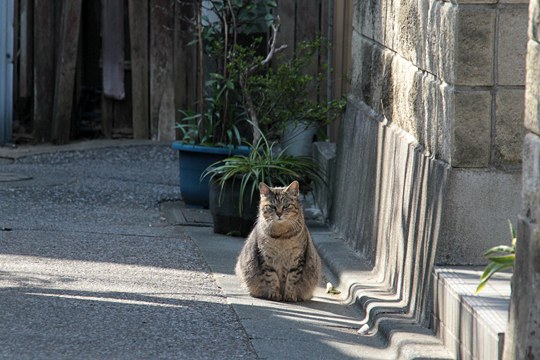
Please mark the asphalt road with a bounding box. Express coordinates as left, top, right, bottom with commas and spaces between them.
0, 143, 257, 359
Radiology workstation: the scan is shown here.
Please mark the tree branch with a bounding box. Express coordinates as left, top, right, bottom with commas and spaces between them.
247, 20, 287, 75
241, 18, 287, 143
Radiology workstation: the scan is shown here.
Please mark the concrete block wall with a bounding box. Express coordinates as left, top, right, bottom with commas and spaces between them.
355, 0, 527, 167
332, 100, 449, 329
504, 0, 540, 357
328, 0, 529, 337
337, 0, 527, 267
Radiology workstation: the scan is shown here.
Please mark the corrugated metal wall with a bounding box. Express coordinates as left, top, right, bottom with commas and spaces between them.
0, 0, 14, 145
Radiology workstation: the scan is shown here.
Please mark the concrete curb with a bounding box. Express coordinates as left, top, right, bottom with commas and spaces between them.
310, 229, 453, 360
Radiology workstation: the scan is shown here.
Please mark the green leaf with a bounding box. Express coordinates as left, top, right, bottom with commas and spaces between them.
487, 254, 515, 265
508, 220, 516, 239
475, 280, 488, 295
475, 261, 513, 295
327, 288, 341, 295
483, 245, 514, 256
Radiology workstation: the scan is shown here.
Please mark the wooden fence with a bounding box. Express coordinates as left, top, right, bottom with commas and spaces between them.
0, 0, 14, 145
8, 0, 351, 145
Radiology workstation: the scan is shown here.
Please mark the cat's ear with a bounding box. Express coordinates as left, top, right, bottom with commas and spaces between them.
286, 180, 300, 196
259, 182, 271, 196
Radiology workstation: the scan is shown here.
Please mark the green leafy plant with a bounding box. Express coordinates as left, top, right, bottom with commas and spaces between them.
475, 220, 516, 295
233, 38, 346, 141
202, 128, 326, 214
177, 73, 243, 146
177, 0, 278, 147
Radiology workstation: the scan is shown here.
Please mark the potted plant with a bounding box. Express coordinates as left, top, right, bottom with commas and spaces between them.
172, 75, 250, 207
202, 130, 325, 236
280, 98, 345, 157
172, 0, 277, 207
237, 39, 346, 156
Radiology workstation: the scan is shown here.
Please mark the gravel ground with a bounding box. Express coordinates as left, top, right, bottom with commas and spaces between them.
1, 146, 181, 226
0, 144, 257, 359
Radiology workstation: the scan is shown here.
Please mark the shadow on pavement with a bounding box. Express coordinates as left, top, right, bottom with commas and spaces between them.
0, 286, 256, 359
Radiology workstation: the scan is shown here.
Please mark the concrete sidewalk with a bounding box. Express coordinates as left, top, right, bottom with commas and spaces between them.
178, 225, 387, 359
162, 201, 453, 360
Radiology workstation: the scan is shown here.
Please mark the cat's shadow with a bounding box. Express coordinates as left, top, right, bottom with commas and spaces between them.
230, 287, 391, 357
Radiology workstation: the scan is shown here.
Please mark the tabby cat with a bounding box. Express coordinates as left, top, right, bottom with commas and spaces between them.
235, 181, 322, 302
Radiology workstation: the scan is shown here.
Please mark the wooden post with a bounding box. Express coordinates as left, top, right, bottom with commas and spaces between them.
128, 0, 149, 139
342, 0, 352, 97
101, 0, 128, 139
150, 0, 175, 141
172, 0, 198, 139
101, 94, 113, 138
296, 0, 318, 44
0, 0, 15, 145
51, 0, 82, 144
13, 0, 19, 105
102, 0, 125, 100
32, 0, 55, 143
19, 0, 33, 99
330, 0, 352, 142
296, 0, 319, 103
174, 0, 186, 133
275, 0, 295, 59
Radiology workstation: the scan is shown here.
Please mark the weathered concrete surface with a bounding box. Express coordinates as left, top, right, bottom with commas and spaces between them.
495, 89, 526, 164
312, 141, 336, 220
353, 0, 528, 167
498, 6, 529, 86
455, 6, 496, 86
433, 267, 511, 360
452, 90, 492, 167
504, 217, 540, 359
331, 99, 449, 330
437, 168, 522, 265
180, 226, 390, 360
524, 39, 540, 136
332, 1, 527, 357
504, 1, 540, 355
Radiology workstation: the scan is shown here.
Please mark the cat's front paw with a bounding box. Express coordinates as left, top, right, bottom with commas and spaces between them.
268, 291, 283, 302
283, 293, 303, 302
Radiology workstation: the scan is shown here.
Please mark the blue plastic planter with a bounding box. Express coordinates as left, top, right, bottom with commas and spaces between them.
171, 141, 250, 207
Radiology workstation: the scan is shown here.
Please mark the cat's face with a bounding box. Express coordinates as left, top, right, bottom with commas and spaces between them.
259, 181, 302, 225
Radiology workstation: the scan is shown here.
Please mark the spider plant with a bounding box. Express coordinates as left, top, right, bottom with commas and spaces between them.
475, 220, 516, 295
202, 130, 325, 214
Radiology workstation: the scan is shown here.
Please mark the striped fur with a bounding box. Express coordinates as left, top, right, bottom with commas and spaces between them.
235, 181, 322, 302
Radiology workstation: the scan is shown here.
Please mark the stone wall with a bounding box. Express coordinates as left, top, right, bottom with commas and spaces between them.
355, 0, 527, 167
333, 0, 527, 265
327, 0, 528, 335
504, 0, 540, 358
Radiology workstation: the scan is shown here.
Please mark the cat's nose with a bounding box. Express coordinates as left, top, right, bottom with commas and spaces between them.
276, 210, 283, 217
